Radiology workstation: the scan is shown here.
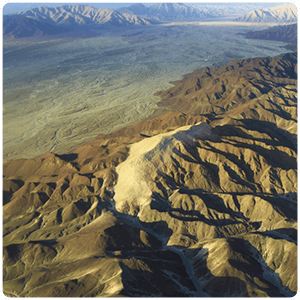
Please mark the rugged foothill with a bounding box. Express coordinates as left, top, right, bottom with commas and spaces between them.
3, 52, 297, 297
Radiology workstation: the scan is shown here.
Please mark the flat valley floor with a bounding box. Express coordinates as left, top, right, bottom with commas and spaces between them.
3, 22, 292, 162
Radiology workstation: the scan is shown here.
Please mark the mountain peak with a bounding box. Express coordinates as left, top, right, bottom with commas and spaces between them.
235, 3, 297, 22
129, 3, 147, 9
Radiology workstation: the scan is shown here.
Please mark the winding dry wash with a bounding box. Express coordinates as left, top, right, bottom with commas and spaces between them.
3, 2, 297, 298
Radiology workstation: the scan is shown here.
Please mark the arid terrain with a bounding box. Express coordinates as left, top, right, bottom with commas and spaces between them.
3, 51, 297, 297
3, 2, 298, 297
3, 22, 289, 162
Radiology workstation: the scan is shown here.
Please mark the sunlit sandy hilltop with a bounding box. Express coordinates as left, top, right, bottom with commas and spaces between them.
3, 52, 297, 296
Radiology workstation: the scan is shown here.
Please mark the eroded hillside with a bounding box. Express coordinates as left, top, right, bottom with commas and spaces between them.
3, 52, 297, 297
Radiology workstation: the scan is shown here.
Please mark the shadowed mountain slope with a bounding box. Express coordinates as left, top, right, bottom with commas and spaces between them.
245, 23, 297, 44
3, 15, 69, 38
3, 52, 297, 297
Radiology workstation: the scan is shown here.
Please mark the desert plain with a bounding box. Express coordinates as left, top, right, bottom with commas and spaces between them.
3, 22, 290, 161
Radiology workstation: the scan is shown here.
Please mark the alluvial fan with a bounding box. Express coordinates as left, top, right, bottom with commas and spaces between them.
3, 52, 297, 297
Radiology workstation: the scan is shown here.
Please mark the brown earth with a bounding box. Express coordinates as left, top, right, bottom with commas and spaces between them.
3, 52, 297, 297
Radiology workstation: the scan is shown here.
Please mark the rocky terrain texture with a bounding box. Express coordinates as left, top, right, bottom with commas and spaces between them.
235, 3, 297, 23
3, 52, 297, 297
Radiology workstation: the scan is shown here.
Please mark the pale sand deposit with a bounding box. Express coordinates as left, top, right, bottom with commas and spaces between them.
114, 122, 212, 212
3, 24, 291, 162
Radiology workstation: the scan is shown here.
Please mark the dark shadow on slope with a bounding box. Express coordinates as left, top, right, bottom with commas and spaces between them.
102, 216, 199, 296
57, 153, 78, 162
171, 147, 221, 188
196, 141, 258, 192
178, 189, 250, 222
183, 246, 251, 297
265, 101, 296, 122
139, 219, 174, 240
214, 119, 297, 151
219, 138, 296, 171
183, 237, 296, 297
228, 238, 296, 297
150, 190, 254, 228
3, 191, 12, 205
251, 81, 273, 94
3, 179, 25, 205
150, 189, 296, 244
249, 228, 297, 245
118, 257, 197, 297
259, 193, 297, 221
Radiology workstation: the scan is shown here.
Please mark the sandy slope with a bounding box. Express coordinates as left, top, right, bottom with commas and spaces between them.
114, 122, 212, 211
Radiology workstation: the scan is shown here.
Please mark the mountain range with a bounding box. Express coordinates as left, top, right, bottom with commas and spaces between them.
117, 3, 219, 21
3, 3, 298, 38
235, 3, 297, 23
17, 4, 158, 27
3, 4, 158, 38
3, 51, 297, 297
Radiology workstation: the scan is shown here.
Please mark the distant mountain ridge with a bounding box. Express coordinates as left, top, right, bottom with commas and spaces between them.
117, 3, 152, 17
3, 4, 159, 38
245, 23, 297, 44
4, 3, 298, 39
117, 3, 298, 22
117, 3, 220, 21
17, 4, 158, 27
3, 3, 225, 38
235, 3, 297, 23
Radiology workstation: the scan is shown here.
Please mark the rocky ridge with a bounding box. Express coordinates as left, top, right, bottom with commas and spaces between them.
117, 3, 291, 22
135, 2, 218, 21
3, 52, 297, 297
